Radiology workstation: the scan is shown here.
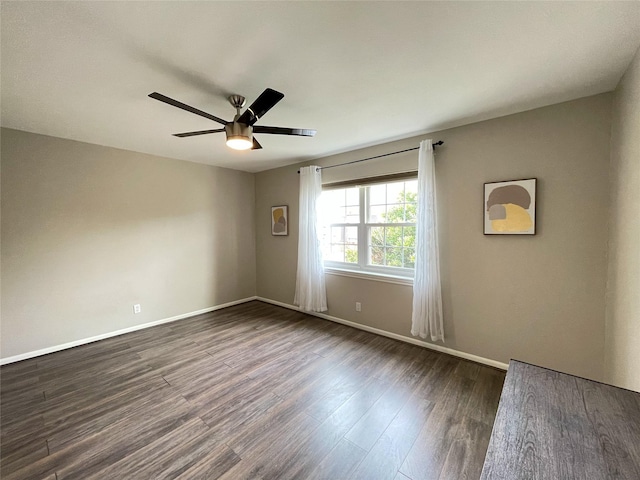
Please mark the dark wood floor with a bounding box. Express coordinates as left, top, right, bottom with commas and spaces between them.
1, 301, 505, 480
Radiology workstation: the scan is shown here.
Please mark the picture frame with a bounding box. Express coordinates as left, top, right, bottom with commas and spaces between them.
484, 178, 536, 235
271, 205, 288, 236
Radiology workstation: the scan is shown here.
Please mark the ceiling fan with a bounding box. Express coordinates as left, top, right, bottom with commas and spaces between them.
148, 88, 316, 151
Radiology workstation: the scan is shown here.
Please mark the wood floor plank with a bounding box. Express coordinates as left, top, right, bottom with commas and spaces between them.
270, 377, 392, 479
344, 383, 415, 451
217, 412, 321, 480
40, 353, 152, 399
1, 369, 40, 396
453, 359, 482, 380
305, 372, 371, 422
42, 375, 172, 444
163, 360, 235, 399
1, 388, 45, 419
306, 438, 367, 480
34, 396, 196, 480
200, 390, 282, 440
1, 301, 506, 480
202, 322, 296, 362
223, 338, 296, 371
173, 441, 241, 480
46, 384, 184, 454
83, 418, 228, 479
349, 396, 435, 480
225, 382, 329, 457
0, 436, 49, 478
246, 348, 324, 385
400, 414, 463, 480
0, 358, 38, 378
1, 414, 46, 450
4, 394, 193, 479
439, 415, 493, 480
399, 374, 476, 480
34, 340, 132, 370
150, 349, 226, 378
464, 366, 505, 426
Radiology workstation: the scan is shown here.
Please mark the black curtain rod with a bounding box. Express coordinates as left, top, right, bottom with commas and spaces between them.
297, 141, 443, 173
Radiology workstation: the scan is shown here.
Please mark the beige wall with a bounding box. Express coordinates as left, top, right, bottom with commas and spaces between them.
605, 47, 640, 392
1, 128, 256, 359
256, 94, 613, 381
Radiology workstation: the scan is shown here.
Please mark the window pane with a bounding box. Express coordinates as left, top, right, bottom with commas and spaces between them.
345, 187, 359, 205
321, 190, 342, 218
404, 248, 416, 268
345, 226, 358, 245
370, 246, 384, 265
404, 180, 418, 222
369, 205, 386, 223
321, 187, 361, 225
369, 184, 386, 205
385, 203, 405, 222
345, 204, 360, 223
370, 227, 384, 246
387, 182, 404, 203
328, 244, 344, 262
404, 203, 417, 223
385, 226, 403, 247
405, 180, 418, 196
386, 247, 403, 266
331, 226, 344, 243
345, 245, 358, 264
322, 189, 342, 205
403, 226, 416, 247
324, 206, 345, 224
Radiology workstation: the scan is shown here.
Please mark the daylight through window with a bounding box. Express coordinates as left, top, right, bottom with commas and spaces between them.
319, 178, 418, 277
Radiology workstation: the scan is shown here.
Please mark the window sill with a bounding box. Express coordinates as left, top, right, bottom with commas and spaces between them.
324, 267, 414, 286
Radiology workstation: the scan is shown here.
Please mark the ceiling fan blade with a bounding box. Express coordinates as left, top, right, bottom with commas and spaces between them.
149, 92, 228, 126
237, 88, 285, 126
173, 128, 225, 138
253, 126, 316, 137
251, 138, 263, 150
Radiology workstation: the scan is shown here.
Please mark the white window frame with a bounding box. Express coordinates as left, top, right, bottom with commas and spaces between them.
322, 178, 416, 283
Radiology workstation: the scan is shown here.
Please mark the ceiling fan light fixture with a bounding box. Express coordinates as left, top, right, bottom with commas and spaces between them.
225, 122, 253, 150
226, 136, 253, 150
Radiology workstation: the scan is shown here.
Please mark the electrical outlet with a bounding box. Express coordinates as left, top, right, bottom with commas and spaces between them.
355, 302, 361, 312
133, 304, 141, 314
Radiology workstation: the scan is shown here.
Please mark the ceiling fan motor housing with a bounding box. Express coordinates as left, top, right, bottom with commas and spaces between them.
225, 121, 253, 142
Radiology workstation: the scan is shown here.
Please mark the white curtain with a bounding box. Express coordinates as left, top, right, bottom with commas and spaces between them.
294, 166, 328, 312
411, 140, 444, 341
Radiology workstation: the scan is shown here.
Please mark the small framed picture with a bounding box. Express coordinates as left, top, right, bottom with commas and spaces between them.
484, 178, 536, 235
271, 205, 288, 236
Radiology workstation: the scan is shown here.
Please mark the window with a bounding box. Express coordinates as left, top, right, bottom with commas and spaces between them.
320, 178, 418, 278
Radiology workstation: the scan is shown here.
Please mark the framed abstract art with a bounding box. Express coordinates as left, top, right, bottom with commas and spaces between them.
271, 205, 288, 236
484, 178, 536, 235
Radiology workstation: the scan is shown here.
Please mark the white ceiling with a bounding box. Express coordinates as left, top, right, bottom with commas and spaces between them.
2, 2, 639, 173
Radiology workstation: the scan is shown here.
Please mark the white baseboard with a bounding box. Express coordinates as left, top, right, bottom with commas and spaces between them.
2, 295, 508, 371
256, 296, 508, 371
0, 296, 258, 365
